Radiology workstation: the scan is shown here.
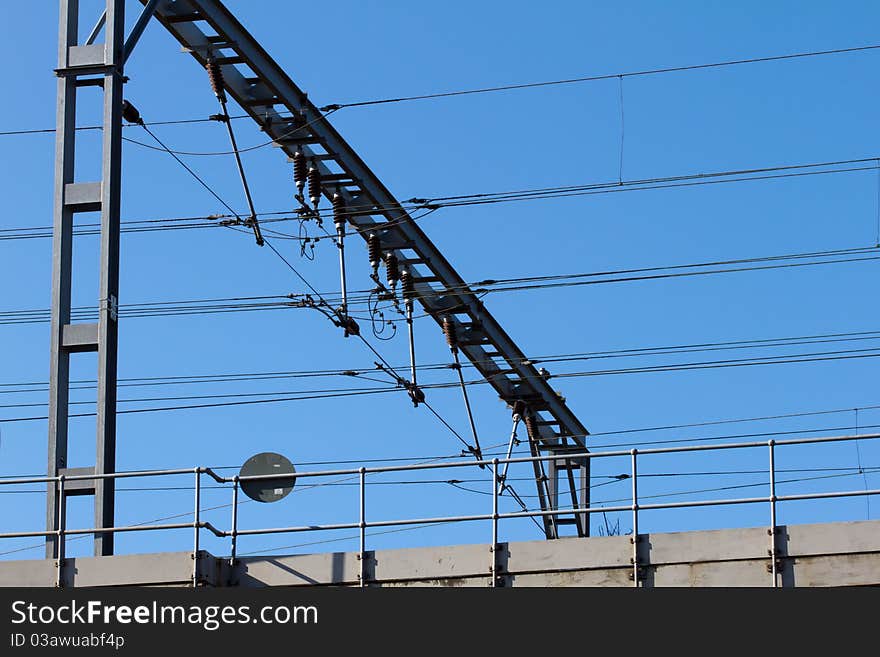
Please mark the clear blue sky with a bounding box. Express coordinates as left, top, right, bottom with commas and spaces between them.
1, 0, 879, 560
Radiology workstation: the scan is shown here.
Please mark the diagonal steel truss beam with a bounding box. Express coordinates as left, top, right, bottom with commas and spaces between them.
142, 0, 591, 537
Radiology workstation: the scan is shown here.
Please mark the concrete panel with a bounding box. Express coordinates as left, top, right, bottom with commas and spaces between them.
235, 551, 360, 587
379, 575, 490, 588
791, 553, 880, 587
506, 534, 631, 573
372, 542, 491, 582
66, 552, 196, 587
511, 568, 633, 587
784, 520, 880, 558
645, 526, 770, 564
649, 560, 772, 587
0, 559, 57, 587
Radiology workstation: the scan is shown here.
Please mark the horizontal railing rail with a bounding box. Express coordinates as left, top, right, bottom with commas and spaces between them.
1, 432, 877, 587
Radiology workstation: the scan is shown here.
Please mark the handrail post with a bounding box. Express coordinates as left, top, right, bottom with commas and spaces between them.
193, 467, 201, 588
56, 475, 66, 588
491, 458, 499, 588
631, 449, 639, 588
768, 440, 778, 588
359, 467, 366, 588
229, 476, 239, 575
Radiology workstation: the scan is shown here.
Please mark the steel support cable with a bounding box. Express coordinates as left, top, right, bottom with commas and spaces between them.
352, 320, 477, 454
6, 349, 880, 422
0, 387, 405, 423
0, 327, 871, 392
3, 460, 878, 495
178, 245, 880, 310
0, 303, 377, 326
420, 158, 880, 204
0, 114, 253, 137
1, 43, 879, 139
121, 108, 338, 156
5, 329, 879, 397
449, 475, 632, 497
6, 343, 880, 408
138, 123, 245, 223
0, 111, 333, 158
127, 118, 462, 452
223, 160, 880, 242
6, 408, 880, 480
2, 157, 878, 243
0, 212, 304, 242
5, 333, 880, 398
0, 437, 517, 482
0, 475, 557, 494
1, 158, 876, 242
498, 467, 880, 502
261, 236, 478, 455
2, 246, 876, 326
203, 84, 264, 245
429, 166, 880, 209
0, 383, 399, 409
1, 249, 872, 328
7, 344, 880, 405
356, 246, 880, 311
587, 468, 880, 507
318, 44, 880, 110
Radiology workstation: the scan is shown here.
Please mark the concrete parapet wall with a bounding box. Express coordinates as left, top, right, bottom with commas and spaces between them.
2, 519, 878, 587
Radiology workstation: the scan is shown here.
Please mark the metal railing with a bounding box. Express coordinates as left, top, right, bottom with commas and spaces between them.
1, 432, 878, 588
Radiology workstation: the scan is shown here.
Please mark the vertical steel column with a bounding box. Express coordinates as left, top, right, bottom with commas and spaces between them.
47, 0, 126, 558
631, 449, 639, 587
94, 0, 124, 557
46, 0, 78, 560
358, 468, 366, 587
768, 440, 778, 588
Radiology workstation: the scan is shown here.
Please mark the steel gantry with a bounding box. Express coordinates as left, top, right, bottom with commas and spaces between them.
45, 0, 589, 545
139, 0, 591, 538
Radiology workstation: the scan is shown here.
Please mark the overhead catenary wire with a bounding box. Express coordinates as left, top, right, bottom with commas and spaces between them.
0, 98, 500, 461
2, 156, 877, 243
1, 245, 876, 327
138, 123, 243, 221
0, 114, 252, 138
3, 392, 879, 504
121, 107, 338, 157
7, 344, 880, 410
7, 346, 880, 422
260, 233, 478, 453
492, 468, 880, 502
126, 114, 478, 451
1, 42, 878, 140
5, 327, 880, 393
315, 44, 880, 110
3, 38, 876, 556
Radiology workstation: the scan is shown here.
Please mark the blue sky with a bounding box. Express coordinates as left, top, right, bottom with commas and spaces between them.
1, 0, 879, 560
